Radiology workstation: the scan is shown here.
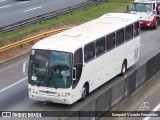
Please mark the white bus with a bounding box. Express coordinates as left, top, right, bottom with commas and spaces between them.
24, 13, 140, 104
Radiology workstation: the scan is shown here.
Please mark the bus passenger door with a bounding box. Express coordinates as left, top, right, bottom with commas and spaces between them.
72, 48, 83, 89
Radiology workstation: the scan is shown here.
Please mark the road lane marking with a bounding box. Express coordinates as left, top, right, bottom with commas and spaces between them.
23, 6, 42, 12
0, 77, 27, 93
143, 102, 160, 120
0, 4, 12, 9
18, 1, 30, 5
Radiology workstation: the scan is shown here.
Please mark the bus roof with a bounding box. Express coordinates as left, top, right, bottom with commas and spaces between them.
32, 13, 139, 53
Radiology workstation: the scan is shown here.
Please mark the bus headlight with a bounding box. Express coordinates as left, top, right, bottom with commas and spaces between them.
58, 93, 70, 97
29, 88, 37, 93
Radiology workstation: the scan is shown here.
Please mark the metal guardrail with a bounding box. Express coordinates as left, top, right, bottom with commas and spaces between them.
0, 28, 70, 53
0, 0, 104, 33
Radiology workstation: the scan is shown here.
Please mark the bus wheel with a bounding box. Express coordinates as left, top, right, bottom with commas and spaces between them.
121, 60, 127, 76
81, 84, 88, 101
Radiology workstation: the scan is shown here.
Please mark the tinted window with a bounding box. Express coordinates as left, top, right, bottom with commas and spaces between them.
74, 48, 82, 65
106, 33, 115, 51
125, 24, 133, 41
73, 48, 83, 88
95, 37, 105, 56
84, 42, 95, 62
134, 21, 140, 37
116, 29, 124, 46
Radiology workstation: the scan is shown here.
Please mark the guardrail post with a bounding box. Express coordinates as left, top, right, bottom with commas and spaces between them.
19, 21, 22, 29
127, 5, 129, 11
109, 88, 112, 109
123, 78, 126, 100
31, 41, 34, 45
20, 44, 23, 48
82, 3, 86, 11
39, 19, 42, 24
0, 28, 2, 34
70, 7, 73, 15
55, 14, 58, 19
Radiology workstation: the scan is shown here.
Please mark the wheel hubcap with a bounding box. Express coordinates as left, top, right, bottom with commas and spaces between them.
82, 87, 86, 98
122, 64, 126, 73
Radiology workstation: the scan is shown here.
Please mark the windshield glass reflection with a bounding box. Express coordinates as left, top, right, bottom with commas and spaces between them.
132, 3, 152, 12
28, 49, 72, 88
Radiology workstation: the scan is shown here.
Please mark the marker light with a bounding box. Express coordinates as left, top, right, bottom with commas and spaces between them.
58, 93, 70, 97
29, 88, 37, 93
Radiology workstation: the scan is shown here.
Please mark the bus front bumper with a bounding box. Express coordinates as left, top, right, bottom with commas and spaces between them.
29, 92, 73, 104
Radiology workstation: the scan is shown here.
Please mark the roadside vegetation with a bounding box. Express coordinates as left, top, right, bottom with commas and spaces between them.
0, 0, 132, 47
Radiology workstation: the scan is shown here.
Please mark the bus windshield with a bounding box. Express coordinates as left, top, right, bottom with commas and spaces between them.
132, 3, 152, 12
28, 49, 72, 88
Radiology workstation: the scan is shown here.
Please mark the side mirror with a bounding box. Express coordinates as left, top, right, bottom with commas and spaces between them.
73, 68, 76, 81
23, 61, 29, 75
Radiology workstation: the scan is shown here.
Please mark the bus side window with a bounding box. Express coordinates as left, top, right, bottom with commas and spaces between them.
106, 32, 116, 51
95, 37, 105, 56
73, 48, 83, 88
134, 21, 140, 37
125, 24, 133, 41
84, 42, 95, 62
116, 28, 125, 46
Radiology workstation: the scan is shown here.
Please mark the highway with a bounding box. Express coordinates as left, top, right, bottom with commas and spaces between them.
0, 0, 88, 27
0, 26, 160, 120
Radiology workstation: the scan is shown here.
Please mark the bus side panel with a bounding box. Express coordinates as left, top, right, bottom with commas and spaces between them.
79, 37, 140, 93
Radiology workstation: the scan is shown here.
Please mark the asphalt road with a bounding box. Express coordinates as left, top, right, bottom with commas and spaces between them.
0, 0, 88, 27
0, 26, 160, 120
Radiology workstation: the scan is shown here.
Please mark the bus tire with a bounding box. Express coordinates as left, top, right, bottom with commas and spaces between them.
80, 84, 88, 101
121, 60, 127, 76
